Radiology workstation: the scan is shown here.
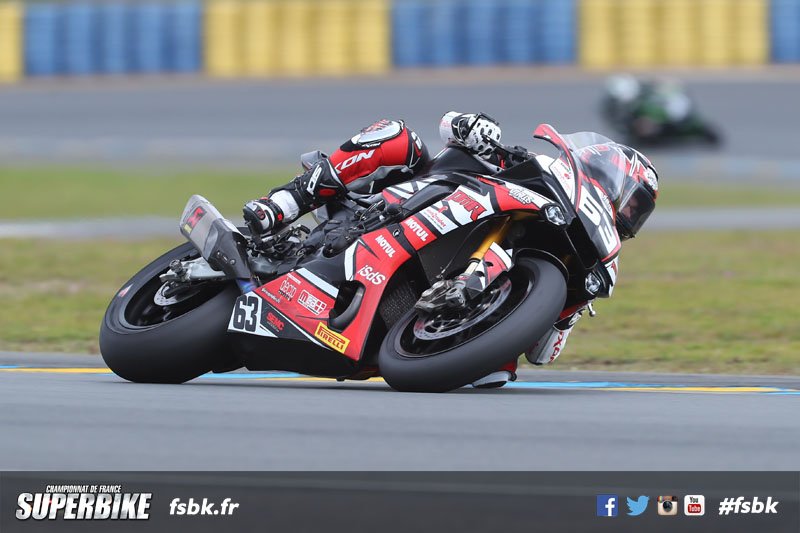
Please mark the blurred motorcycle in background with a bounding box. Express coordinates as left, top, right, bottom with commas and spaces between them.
602, 75, 722, 148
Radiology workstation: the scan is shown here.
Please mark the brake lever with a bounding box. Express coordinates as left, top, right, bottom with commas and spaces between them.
482, 135, 531, 162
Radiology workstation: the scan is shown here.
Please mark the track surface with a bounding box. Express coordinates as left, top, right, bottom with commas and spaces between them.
1, 70, 800, 172
1, 354, 797, 470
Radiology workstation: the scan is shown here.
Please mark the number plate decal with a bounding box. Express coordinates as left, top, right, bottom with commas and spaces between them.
228, 294, 275, 337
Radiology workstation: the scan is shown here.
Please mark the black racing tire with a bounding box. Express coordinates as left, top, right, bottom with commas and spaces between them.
100, 242, 239, 384
378, 257, 567, 393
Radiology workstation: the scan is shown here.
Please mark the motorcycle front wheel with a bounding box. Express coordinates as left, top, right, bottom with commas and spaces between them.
378, 257, 566, 393
100, 242, 239, 384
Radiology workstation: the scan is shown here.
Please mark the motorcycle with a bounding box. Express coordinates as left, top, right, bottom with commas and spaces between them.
601, 79, 722, 148
100, 124, 626, 393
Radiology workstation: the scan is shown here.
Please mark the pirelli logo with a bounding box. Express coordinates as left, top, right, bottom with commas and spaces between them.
314, 322, 350, 353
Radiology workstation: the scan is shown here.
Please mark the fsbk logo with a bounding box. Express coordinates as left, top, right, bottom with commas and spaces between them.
448, 190, 486, 221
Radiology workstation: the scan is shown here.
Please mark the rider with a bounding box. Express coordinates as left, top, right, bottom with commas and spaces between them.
243, 112, 659, 388
603, 74, 694, 140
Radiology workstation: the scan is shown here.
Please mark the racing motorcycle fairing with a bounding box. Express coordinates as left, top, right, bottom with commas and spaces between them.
534, 124, 622, 263
228, 169, 556, 363
227, 124, 626, 369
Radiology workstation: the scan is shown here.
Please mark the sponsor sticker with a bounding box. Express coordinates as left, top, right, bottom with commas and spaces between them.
507, 185, 538, 205
257, 287, 282, 305
298, 290, 327, 315
357, 265, 386, 285
374, 234, 396, 258
181, 206, 206, 235
265, 312, 285, 332
314, 323, 350, 353
403, 218, 429, 242
448, 190, 487, 221
279, 279, 297, 300
420, 205, 457, 233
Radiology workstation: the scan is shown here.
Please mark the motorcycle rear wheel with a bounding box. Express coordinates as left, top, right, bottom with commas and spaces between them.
100, 242, 239, 384
378, 257, 566, 393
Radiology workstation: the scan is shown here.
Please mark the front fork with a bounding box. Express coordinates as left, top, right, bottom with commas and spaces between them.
416, 217, 514, 313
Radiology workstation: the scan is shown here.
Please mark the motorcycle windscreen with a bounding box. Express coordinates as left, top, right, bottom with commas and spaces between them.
534, 124, 623, 260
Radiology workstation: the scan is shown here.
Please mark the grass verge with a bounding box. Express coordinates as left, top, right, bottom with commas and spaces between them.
0, 167, 287, 220
1, 231, 798, 375
1, 166, 799, 220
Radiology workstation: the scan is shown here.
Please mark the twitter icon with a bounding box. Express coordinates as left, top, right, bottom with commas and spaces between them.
627, 496, 650, 516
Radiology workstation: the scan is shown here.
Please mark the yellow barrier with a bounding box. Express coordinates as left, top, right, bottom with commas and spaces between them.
578, 0, 769, 68
618, 0, 657, 67
280, 0, 315, 76
659, 0, 695, 66
0, 2, 23, 82
696, 0, 733, 66
734, 0, 769, 65
242, 0, 280, 76
316, 0, 352, 75
205, 0, 243, 77
204, 0, 391, 78
579, 0, 617, 68
352, 0, 391, 74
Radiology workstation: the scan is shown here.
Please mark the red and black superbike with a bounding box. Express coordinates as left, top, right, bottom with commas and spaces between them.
100, 125, 641, 392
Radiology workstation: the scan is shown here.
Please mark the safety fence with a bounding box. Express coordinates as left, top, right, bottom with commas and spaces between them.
1, 0, 800, 83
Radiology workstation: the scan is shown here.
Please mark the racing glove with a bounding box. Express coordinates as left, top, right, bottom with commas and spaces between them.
439, 111, 502, 160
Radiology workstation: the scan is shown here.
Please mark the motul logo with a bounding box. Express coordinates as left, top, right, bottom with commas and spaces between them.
375, 235, 396, 257
335, 150, 375, 171
404, 218, 429, 242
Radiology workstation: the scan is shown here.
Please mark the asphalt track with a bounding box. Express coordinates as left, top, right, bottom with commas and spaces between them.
0, 353, 797, 470
2, 69, 800, 179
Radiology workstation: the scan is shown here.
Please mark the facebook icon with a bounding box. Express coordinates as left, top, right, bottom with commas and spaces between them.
596, 494, 618, 517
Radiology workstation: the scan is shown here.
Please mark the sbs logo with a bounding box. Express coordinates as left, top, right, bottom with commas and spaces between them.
358, 265, 385, 285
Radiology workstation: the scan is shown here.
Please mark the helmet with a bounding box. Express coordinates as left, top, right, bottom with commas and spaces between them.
577, 144, 659, 240
605, 74, 642, 103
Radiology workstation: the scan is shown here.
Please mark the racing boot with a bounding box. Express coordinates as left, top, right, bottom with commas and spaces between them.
525, 309, 584, 365
243, 158, 346, 237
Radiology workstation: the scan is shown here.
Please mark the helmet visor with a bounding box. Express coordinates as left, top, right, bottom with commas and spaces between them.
617, 177, 656, 238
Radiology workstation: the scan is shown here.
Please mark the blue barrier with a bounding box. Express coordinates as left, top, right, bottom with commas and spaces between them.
772, 0, 800, 63
392, 0, 428, 67
430, 0, 461, 66
538, 0, 575, 64
391, 0, 426, 67
167, 1, 201, 72
501, 0, 539, 64
391, 0, 573, 68
25, 3, 60, 76
63, 3, 97, 75
465, 0, 498, 65
98, 3, 130, 74
131, 3, 167, 73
